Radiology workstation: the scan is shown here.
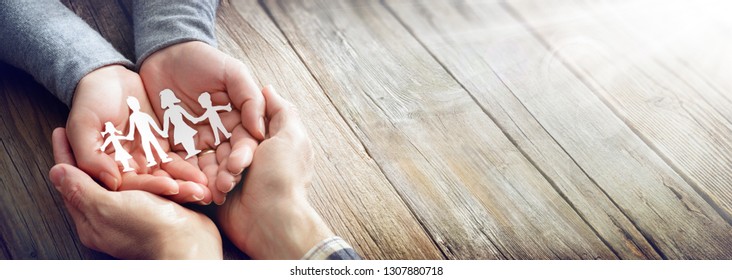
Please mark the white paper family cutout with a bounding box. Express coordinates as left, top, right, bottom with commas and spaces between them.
127, 96, 173, 167
100, 122, 134, 172
100, 89, 232, 172
160, 89, 200, 159
196, 92, 232, 146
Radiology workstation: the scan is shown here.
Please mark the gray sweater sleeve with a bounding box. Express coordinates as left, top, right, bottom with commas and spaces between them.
133, 0, 219, 68
0, 0, 133, 106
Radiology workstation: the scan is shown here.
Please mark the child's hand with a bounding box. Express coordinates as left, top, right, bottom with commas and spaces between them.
67, 65, 208, 204
140, 41, 265, 205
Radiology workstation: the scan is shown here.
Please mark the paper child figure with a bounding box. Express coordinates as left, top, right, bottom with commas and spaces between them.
195, 92, 232, 146
100, 122, 134, 172
159, 89, 200, 159
125, 96, 173, 167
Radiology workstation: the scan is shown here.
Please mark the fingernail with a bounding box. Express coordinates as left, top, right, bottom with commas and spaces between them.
165, 188, 179, 195
100, 172, 118, 190
226, 181, 235, 193
49, 166, 66, 190
258, 116, 266, 138
230, 147, 250, 175
192, 185, 206, 200
213, 194, 226, 206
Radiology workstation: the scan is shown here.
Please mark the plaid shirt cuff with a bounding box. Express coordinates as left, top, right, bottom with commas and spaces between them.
301, 236, 362, 260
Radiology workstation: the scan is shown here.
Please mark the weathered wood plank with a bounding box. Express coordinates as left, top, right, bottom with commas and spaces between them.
507, 0, 732, 258
263, 0, 616, 259
568, 0, 732, 221
0, 64, 104, 259
385, 0, 661, 259
218, 0, 442, 259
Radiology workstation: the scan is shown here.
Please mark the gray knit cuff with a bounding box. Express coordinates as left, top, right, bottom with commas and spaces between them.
133, 0, 219, 69
0, 0, 134, 107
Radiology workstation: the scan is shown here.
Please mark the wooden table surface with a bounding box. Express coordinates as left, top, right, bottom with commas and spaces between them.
1, 0, 731, 259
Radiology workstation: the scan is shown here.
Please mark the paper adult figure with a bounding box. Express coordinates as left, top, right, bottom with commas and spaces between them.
159, 89, 200, 159
195, 92, 232, 146
125, 96, 173, 167
100, 122, 134, 172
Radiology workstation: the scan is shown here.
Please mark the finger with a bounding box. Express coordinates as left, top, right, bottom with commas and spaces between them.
161, 152, 207, 185
152, 169, 209, 204
198, 151, 220, 203
216, 159, 237, 193
118, 173, 179, 195
227, 126, 256, 175
66, 117, 122, 190
262, 85, 296, 136
166, 180, 211, 204
226, 60, 265, 140
214, 143, 236, 193
49, 164, 113, 212
212, 187, 227, 206
52, 128, 77, 166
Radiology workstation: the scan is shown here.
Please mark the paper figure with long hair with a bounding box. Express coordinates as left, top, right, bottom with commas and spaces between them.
159, 89, 200, 159
100, 122, 134, 172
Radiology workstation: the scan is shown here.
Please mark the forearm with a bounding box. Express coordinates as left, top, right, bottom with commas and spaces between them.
0, 0, 132, 106
255, 198, 336, 259
132, 0, 219, 68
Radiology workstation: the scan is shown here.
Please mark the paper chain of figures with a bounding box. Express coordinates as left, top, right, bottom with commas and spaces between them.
100, 89, 232, 172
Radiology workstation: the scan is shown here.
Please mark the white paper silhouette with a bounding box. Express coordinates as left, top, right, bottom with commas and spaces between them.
100, 122, 134, 172
195, 92, 232, 146
125, 96, 173, 167
159, 89, 200, 159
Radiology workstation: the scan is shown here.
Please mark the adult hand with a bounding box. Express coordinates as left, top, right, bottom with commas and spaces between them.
218, 86, 334, 259
140, 41, 265, 205
50, 127, 222, 259
67, 65, 208, 203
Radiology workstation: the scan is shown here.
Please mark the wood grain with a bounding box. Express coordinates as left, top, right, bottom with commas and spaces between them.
216, 0, 442, 259
385, 0, 661, 259
506, 0, 732, 258
263, 0, 616, 259
563, 0, 732, 221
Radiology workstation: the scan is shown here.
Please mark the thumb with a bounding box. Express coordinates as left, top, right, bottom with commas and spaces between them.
49, 163, 113, 212
262, 85, 299, 137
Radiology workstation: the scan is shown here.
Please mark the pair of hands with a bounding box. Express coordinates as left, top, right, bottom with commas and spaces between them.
51, 84, 332, 259
68, 41, 262, 205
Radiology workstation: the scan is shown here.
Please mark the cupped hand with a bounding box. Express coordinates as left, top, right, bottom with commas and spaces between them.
67, 65, 208, 203
140, 41, 265, 205
218, 86, 333, 259
50, 128, 222, 259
